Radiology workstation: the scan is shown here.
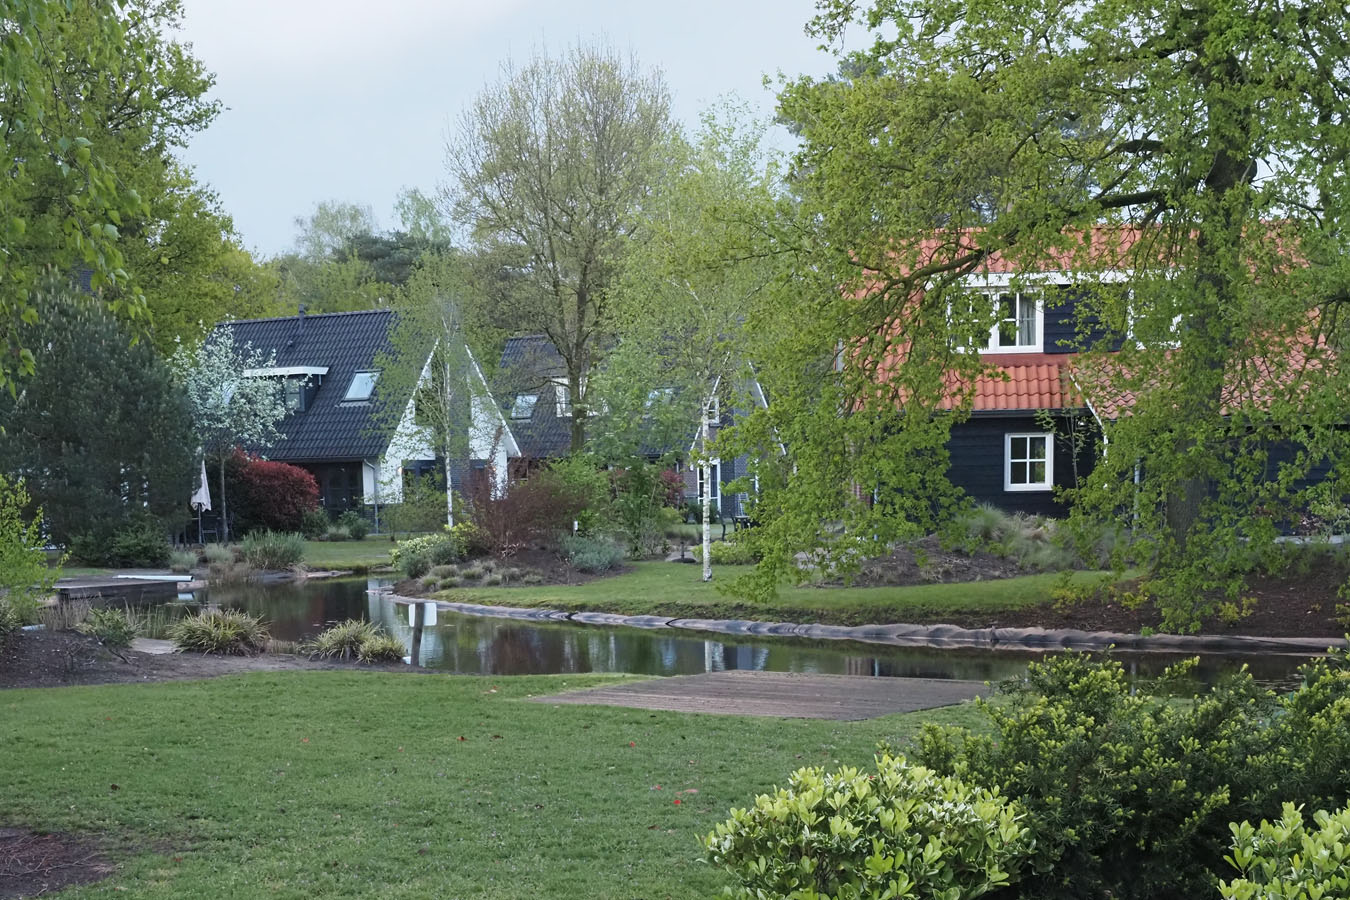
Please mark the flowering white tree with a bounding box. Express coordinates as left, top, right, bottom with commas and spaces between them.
170, 330, 288, 542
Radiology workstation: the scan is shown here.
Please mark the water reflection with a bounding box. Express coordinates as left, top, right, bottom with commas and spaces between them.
197, 576, 1319, 687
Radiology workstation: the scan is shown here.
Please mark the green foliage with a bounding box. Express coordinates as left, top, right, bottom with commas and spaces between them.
560, 534, 625, 574
468, 469, 587, 555
392, 531, 464, 579
300, 508, 331, 539
706, 753, 1033, 900
383, 474, 449, 536
916, 650, 1350, 900
307, 619, 401, 664
337, 510, 370, 540
1219, 802, 1350, 900
611, 462, 678, 559
693, 539, 760, 566
0, 285, 195, 545
167, 609, 269, 655
0, 476, 56, 626
169, 550, 198, 574
238, 531, 306, 571
548, 454, 613, 535
356, 633, 405, 663
202, 544, 234, 566
449, 522, 490, 558
77, 607, 139, 648
71, 514, 172, 568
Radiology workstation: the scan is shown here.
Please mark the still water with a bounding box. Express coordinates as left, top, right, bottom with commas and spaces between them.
195, 576, 1320, 687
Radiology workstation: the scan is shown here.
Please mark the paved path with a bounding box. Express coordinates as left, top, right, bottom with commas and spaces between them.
530, 670, 986, 720
130, 638, 176, 655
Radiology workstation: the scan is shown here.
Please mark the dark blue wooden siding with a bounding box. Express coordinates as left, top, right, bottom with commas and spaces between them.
946, 414, 1098, 517
1042, 288, 1121, 354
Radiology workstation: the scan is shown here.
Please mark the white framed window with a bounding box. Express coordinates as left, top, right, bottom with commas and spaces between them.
343, 371, 379, 402
991, 291, 1040, 350
550, 379, 572, 418
697, 459, 721, 507
1005, 433, 1054, 491
510, 393, 538, 419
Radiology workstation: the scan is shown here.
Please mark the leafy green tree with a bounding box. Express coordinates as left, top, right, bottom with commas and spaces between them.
1, 0, 223, 385
0, 475, 56, 627
170, 329, 287, 543
599, 104, 785, 579
0, 284, 194, 544
445, 41, 674, 452
743, 0, 1350, 625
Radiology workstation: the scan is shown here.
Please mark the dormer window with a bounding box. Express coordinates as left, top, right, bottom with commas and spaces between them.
991, 291, 1040, 350
344, 371, 379, 402
510, 393, 539, 419
285, 379, 304, 412
551, 379, 572, 418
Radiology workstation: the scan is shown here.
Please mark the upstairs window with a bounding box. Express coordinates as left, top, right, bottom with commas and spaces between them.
1005, 433, 1053, 491
510, 393, 539, 419
285, 379, 304, 412
993, 291, 1039, 350
343, 371, 378, 402
551, 379, 572, 418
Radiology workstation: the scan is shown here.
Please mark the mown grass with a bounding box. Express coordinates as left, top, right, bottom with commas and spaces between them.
302, 537, 398, 573
0, 671, 983, 898
436, 561, 1121, 626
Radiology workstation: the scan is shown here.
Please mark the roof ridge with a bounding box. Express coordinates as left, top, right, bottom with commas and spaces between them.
226, 308, 393, 326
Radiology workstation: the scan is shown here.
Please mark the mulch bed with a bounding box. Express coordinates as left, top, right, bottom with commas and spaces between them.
0, 827, 114, 899
0, 630, 408, 691
817, 536, 1027, 587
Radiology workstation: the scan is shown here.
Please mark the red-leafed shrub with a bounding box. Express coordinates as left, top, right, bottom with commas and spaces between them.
224, 450, 320, 534
468, 469, 587, 556
659, 468, 684, 507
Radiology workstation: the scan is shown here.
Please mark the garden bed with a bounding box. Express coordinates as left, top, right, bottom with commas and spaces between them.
0, 827, 115, 899
0, 630, 407, 691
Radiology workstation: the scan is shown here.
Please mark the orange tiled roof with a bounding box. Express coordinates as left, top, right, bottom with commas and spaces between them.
939, 355, 1078, 412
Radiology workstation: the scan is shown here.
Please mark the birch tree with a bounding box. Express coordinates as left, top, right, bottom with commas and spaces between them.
445, 41, 673, 452
170, 330, 287, 542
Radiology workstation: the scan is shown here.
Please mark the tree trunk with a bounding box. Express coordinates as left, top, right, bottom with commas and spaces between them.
702, 400, 712, 583
443, 451, 455, 529
218, 456, 229, 544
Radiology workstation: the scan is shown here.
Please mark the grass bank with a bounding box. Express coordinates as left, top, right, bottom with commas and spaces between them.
1, 671, 980, 898
302, 537, 397, 573
434, 561, 1119, 627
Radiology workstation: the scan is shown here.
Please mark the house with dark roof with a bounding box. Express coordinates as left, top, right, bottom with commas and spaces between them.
497, 334, 769, 521
215, 308, 516, 514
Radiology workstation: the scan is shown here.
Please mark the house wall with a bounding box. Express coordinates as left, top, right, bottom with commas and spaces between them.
1042, 289, 1119, 354
946, 413, 1097, 517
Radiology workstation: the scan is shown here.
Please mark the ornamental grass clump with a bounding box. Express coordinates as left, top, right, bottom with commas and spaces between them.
308, 619, 405, 664
706, 753, 1033, 900
168, 609, 269, 655
239, 530, 305, 571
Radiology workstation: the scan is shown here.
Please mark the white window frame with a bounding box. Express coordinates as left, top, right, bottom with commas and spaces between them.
343, 371, 379, 402
550, 378, 572, 418
1004, 432, 1054, 492
697, 458, 722, 508
986, 289, 1043, 352
510, 393, 539, 420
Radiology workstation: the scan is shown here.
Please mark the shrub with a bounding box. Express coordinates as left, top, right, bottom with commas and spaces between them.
169, 550, 198, 574
430, 565, 458, 578
1219, 802, 1350, 900
612, 463, 672, 558
548, 454, 613, 535
693, 538, 759, 565
358, 633, 405, 663
300, 507, 331, 539
468, 469, 586, 555
323, 525, 350, 542
73, 514, 172, 568
481, 573, 502, 586
392, 531, 463, 579
385, 472, 450, 535
0, 476, 55, 624
0, 601, 20, 639
229, 451, 320, 534
561, 534, 625, 573
916, 649, 1350, 900
337, 509, 370, 540
449, 521, 491, 558
77, 607, 138, 648
203, 544, 234, 566
706, 753, 1033, 900
168, 609, 269, 655
239, 531, 306, 570
521, 572, 544, 585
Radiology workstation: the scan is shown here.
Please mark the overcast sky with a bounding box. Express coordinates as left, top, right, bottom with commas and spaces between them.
174, 0, 836, 258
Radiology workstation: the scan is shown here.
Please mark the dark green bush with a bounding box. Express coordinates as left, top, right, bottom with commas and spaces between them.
560, 534, 625, 573
239, 531, 306, 570
300, 508, 331, 539
693, 538, 760, 565
337, 509, 370, 540
392, 532, 463, 579
72, 516, 172, 568
168, 609, 269, 655
706, 752, 1033, 899
916, 649, 1350, 900
77, 607, 138, 648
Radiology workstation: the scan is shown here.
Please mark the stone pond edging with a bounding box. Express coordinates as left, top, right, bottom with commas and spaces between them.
386, 594, 1348, 656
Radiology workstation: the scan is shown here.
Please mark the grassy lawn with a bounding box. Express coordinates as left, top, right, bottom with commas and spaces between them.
303, 537, 398, 572
436, 561, 1118, 626
1, 671, 982, 898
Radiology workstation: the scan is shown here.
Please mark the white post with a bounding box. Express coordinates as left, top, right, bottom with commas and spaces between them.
702, 396, 712, 583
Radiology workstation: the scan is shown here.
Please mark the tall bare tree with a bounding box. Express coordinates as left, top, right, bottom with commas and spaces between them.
445, 41, 673, 452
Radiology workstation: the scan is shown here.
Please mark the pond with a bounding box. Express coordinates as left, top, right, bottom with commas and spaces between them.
189, 576, 1320, 687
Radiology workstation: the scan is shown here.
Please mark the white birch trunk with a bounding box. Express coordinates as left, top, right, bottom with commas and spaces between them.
444, 452, 454, 529
701, 399, 712, 582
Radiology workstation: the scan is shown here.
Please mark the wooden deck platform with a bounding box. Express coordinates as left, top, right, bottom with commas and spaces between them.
55, 577, 183, 606
530, 670, 986, 720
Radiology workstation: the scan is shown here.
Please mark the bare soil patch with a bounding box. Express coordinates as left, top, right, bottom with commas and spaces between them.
0, 827, 114, 899
0, 629, 408, 691
819, 536, 1028, 587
